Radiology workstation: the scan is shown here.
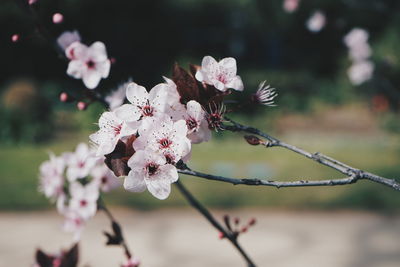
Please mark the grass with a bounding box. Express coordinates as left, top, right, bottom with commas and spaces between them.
1, 126, 399, 211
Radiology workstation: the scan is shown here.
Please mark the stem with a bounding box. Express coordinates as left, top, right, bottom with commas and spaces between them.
98, 198, 132, 259
175, 180, 257, 267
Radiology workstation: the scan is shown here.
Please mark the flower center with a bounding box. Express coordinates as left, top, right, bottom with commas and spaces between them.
101, 176, 108, 184
165, 153, 175, 164
207, 113, 222, 129
141, 105, 154, 116
217, 74, 227, 83
86, 60, 96, 69
186, 117, 198, 130
159, 138, 172, 149
113, 124, 122, 136
80, 199, 87, 207
78, 161, 85, 168
146, 163, 159, 176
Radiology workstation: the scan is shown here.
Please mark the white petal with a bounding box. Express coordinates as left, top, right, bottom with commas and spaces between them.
160, 164, 179, 183
146, 179, 171, 200
98, 60, 111, 78
83, 70, 102, 89
65, 41, 87, 60
195, 70, 204, 82
225, 75, 244, 91
186, 100, 204, 120
149, 83, 168, 111
114, 104, 141, 122
67, 60, 85, 79
126, 83, 148, 106
88, 41, 108, 62
124, 171, 147, 192
98, 111, 120, 129
219, 57, 237, 78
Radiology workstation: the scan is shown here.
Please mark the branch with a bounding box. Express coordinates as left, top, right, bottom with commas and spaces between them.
220, 118, 400, 191
98, 198, 132, 260
174, 180, 257, 267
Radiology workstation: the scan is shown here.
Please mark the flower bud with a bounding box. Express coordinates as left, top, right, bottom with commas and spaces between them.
11, 34, 19, 43
52, 13, 64, 24
218, 232, 225, 239
77, 101, 87, 110
244, 135, 261, 146
59, 92, 69, 102
28, 0, 38, 5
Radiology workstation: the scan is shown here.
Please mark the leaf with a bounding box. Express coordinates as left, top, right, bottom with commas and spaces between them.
35, 249, 53, 267
172, 63, 201, 104
60, 244, 79, 267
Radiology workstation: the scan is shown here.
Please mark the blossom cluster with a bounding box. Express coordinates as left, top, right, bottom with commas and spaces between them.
343, 28, 374, 85
57, 31, 111, 89
89, 55, 276, 200
39, 143, 120, 240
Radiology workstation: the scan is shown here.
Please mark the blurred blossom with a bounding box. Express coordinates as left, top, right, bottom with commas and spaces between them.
66, 143, 98, 182
39, 153, 66, 199
122, 257, 140, 267
306, 10, 326, 33
348, 42, 371, 62
68, 181, 99, 220
343, 28, 369, 48
57, 31, 81, 51
105, 80, 131, 110
66, 41, 111, 89
347, 60, 374, 85
11, 34, 19, 42
28, 0, 37, 5
91, 165, 121, 192
283, 0, 300, 13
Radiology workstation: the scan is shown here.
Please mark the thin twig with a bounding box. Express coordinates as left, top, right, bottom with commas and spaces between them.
221, 118, 400, 191
175, 180, 257, 267
98, 199, 132, 260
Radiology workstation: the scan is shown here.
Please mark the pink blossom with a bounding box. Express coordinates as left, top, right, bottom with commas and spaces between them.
66, 143, 98, 181
68, 181, 99, 220
125, 149, 179, 200
133, 115, 191, 164
122, 257, 141, 267
11, 34, 19, 43
90, 110, 137, 156
306, 10, 326, 33
63, 210, 85, 241
66, 41, 111, 89
57, 30, 81, 51
283, 0, 300, 13
195, 56, 244, 92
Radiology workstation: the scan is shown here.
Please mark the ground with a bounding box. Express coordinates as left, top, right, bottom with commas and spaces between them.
0, 209, 399, 267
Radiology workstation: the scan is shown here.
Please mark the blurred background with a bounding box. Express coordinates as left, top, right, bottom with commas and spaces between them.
1, 0, 400, 266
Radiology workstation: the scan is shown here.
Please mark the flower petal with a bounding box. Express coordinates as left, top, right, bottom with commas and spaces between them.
83, 70, 102, 89
124, 171, 147, 192
126, 83, 148, 107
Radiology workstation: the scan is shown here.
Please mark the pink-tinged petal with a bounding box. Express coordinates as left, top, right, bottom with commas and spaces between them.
132, 135, 147, 152
213, 80, 226, 91
149, 83, 168, 111
195, 70, 204, 82
145, 179, 171, 200
65, 41, 87, 60
173, 119, 189, 138
67, 60, 85, 79
114, 104, 141, 122
127, 150, 147, 168
225, 75, 244, 91
82, 70, 102, 89
160, 164, 179, 183
98, 59, 111, 78
124, 171, 147, 192
119, 123, 137, 139
88, 41, 108, 62
57, 31, 81, 51
98, 111, 120, 129
219, 57, 237, 78
201, 55, 218, 73
126, 83, 148, 106
186, 100, 204, 120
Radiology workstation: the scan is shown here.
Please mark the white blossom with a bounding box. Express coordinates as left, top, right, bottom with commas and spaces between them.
91, 164, 121, 192
195, 56, 244, 92
348, 61, 374, 86
62, 210, 85, 242
66, 143, 98, 181
66, 41, 111, 89
105, 80, 131, 110
306, 10, 326, 33
39, 153, 66, 199
68, 181, 99, 220
125, 149, 179, 200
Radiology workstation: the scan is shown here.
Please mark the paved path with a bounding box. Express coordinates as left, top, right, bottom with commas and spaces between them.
0, 209, 399, 267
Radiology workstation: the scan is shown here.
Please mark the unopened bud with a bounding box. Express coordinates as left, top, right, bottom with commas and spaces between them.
59, 92, 69, 102
28, 0, 38, 5
218, 232, 225, 239
244, 135, 261, 146
52, 13, 64, 24
77, 101, 87, 110
11, 34, 19, 43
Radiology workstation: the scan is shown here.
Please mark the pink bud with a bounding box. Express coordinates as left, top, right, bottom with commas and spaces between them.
218, 232, 225, 239
77, 101, 87, 110
28, 0, 38, 5
59, 92, 69, 102
248, 218, 256, 226
11, 34, 19, 43
52, 13, 64, 24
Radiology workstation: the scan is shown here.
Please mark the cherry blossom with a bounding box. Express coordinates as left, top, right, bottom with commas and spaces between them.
343, 28, 372, 62
125, 149, 179, 200
66, 143, 98, 181
91, 164, 121, 192
114, 82, 169, 127
122, 257, 141, 267
39, 153, 66, 199
105, 80, 131, 110
133, 115, 191, 164
347, 61, 374, 85
195, 56, 244, 92
89, 110, 137, 156
68, 181, 99, 220
52, 13, 64, 24
283, 0, 300, 13
66, 41, 111, 89
62, 210, 85, 241
57, 30, 81, 51
306, 10, 326, 33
